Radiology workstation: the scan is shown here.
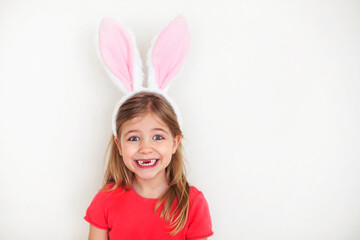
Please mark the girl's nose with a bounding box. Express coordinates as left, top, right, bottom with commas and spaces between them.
139, 140, 154, 154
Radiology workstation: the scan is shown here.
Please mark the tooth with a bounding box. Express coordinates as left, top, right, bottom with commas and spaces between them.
138, 161, 143, 164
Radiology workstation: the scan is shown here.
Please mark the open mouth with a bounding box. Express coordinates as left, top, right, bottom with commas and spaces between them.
135, 159, 159, 168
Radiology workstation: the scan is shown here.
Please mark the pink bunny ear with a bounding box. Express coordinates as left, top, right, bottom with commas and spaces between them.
98, 17, 143, 93
147, 15, 190, 91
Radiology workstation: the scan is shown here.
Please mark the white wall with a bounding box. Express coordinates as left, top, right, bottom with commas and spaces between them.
1, 0, 360, 239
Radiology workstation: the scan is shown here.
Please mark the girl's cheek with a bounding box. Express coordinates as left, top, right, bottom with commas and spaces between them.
125, 144, 139, 153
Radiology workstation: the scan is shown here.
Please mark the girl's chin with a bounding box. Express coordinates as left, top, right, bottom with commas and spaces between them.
134, 170, 166, 182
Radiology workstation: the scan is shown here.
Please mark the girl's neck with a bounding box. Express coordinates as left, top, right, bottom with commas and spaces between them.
132, 174, 169, 199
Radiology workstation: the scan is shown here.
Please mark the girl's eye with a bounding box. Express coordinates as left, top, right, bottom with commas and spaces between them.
128, 136, 140, 141
153, 135, 164, 140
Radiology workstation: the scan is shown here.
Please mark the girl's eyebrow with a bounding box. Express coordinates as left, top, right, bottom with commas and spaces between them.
152, 128, 169, 133
123, 130, 139, 137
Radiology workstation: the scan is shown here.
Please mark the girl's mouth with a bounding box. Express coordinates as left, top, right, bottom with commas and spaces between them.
135, 159, 159, 168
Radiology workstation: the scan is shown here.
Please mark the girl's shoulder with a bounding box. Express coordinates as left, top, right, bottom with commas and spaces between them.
189, 185, 202, 197
103, 183, 121, 191
189, 186, 209, 204
91, 183, 128, 203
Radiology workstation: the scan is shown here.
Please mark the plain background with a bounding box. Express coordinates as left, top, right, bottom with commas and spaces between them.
1, 0, 360, 239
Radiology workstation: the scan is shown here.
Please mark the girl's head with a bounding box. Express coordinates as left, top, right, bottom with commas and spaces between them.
108, 91, 183, 186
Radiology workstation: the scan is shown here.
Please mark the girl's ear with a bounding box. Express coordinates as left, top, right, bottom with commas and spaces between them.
147, 15, 190, 92
172, 135, 182, 154
114, 137, 123, 156
98, 17, 143, 93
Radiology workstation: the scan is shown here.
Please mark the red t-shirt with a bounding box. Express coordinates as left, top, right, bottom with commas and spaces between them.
84, 184, 213, 240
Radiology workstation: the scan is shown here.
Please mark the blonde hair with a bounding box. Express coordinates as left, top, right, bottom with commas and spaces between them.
103, 92, 190, 235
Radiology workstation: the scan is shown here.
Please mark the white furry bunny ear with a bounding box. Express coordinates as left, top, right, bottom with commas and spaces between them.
98, 17, 143, 93
147, 15, 191, 92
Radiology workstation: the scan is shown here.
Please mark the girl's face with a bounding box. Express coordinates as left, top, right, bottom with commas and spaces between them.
115, 112, 181, 184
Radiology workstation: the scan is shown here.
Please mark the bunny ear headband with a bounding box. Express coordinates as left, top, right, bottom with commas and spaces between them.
98, 15, 191, 137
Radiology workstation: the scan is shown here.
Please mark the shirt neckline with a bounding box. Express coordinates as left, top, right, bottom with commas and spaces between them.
129, 187, 159, 204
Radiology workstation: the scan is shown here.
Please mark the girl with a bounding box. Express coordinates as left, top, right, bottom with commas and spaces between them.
84, 16, 213, 240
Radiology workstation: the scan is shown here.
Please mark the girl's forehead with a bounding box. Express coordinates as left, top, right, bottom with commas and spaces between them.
123, 112, 168, 129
